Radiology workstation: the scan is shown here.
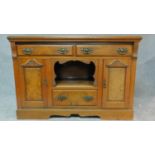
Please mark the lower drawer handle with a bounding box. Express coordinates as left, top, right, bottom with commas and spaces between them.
83, 96, 93, 101
57, 95, 67, 101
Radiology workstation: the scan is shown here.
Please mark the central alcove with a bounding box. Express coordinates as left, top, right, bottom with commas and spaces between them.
54, 60, 95, 87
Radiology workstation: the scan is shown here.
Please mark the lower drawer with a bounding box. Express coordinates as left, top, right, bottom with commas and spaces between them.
53, 90, 97, 106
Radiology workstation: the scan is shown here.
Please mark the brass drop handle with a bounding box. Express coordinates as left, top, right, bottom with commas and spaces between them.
81, 48, 93, 54
83, 96, 93, 102
57, 48, 68, 54
117, 48, 128, 55
57, 95, 67, 101
23, 48, 33, 55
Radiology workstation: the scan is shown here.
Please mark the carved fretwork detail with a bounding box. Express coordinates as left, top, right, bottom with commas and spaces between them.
107, 60, 128, 68
56, 59, 93, 64
22, 59, 43, 67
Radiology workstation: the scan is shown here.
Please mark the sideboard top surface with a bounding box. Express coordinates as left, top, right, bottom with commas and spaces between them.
7, 35, 142, 42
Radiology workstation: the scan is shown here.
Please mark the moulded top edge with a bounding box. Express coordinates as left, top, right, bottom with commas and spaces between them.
7, 35, 142, 42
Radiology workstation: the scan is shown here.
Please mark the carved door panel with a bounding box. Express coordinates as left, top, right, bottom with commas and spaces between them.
103, 58, 131, 108
19, 58, 48, 108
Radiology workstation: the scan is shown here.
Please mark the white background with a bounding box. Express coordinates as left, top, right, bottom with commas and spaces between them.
0, 0, 155, 155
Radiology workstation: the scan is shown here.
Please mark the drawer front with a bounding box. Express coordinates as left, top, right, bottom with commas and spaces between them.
76, 44, 132, 56
53, 90, 97, 106
17, 45, 73, 56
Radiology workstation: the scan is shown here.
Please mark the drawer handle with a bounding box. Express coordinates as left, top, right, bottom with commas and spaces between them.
57, 95, 67, 101
81, 48, 93, 54
83, 96, 93, 102
23, 48, 33, 55
117, 48, 128, 55
57, 48, 68, 54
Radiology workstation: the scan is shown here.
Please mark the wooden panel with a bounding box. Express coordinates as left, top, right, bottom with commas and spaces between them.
103, 58, 131, 108
108, 68, 125, 101
24, 68, 42, 101
19, 58, 48, 108
76, 44, 132, 56
17, 109, 133, 120
53, 90, 97, 106
17, 45, 73, 56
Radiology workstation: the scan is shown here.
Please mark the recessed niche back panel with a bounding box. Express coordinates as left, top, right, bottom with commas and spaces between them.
54, 61, 95, 81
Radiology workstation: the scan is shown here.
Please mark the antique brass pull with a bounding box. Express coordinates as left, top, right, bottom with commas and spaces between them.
57, 48, 68, 54
83, 96, 93, 101
23, 48, 33, 55
57, 95, 67, 101
81, 48, 93, 54
117, 48, 128, 55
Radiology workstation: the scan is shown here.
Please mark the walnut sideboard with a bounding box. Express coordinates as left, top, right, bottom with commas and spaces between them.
8, 35, 142, 120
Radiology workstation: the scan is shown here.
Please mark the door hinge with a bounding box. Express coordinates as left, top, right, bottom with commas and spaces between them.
43, 79, 48, 86
103, 80, 106, 88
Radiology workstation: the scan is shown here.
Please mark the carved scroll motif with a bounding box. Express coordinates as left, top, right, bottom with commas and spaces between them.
22, 59, 43, 67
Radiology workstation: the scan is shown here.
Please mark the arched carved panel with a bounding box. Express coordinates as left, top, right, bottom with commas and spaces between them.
22, 59, 43, 67
54, 59, 94, 64
106, 60, 128, 68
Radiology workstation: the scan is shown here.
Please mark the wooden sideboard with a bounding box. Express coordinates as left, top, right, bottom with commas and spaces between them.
8, 35, 142, 120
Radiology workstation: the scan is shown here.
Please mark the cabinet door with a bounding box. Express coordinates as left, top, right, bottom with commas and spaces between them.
19, 58, 48, 108
103, 58, 131, 108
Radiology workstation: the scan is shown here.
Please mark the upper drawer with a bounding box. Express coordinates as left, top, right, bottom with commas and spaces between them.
76, 44, 133, 56
17, 45, 73, 56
